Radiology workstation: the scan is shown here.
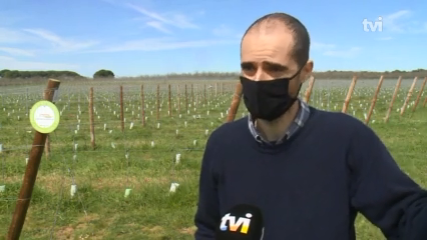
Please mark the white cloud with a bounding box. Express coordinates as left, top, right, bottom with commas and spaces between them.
323, 47, 362, 58
311, 42, 335, 50
0, 56, 79, 70
382, 10, 412, 33
311, 42, 361, 58
384, 10, 411, 21
0, 11, 27, 26
127, 3, 198, 33
168, 13, 198, 29
146, 21, 172, 34
0, 47, 35, 57
377, 36, 393, 41
0, 28, 30, 43
0, 28, 97, 53
212, 25, 234, 37
382, 10, 427, 33
99, 0, 116, 4
23, 28, 98, 52
90, 38, 238, 52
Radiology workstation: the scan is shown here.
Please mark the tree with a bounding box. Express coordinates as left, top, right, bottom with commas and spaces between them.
0, 69, 82, 79
0, 69, 11, 78
93, 69, 115, 79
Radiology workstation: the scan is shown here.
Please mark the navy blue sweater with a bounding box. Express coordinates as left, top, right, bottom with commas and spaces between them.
194, 107, 427, 240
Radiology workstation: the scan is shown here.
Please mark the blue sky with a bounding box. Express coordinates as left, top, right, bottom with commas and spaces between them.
0, 0, 426, 77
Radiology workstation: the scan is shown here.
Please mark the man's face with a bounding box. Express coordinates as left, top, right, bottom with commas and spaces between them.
240, 26, 313, 97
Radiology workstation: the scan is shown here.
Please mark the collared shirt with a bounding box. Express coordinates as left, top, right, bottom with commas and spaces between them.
247, 99, 310, 145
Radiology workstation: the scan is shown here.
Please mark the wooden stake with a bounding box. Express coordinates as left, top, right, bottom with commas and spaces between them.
156, 84, 160, 120
365, 75, 384, 125
184, 84, 188, 111
7, 79, 61, 240
412, 77, 426, 112
191, 84, 194, 106
176, 85, 180, 113
44, 135, 50, 159
89, 87, 95, 149
120, 86, 124, 132
342, 76, 358, 113
400, 77, 418, 116
44, 88, 51, 159
140, 85, 145, 126
385, 76, 402, 123
226, 82, 243, 122
203, 84, 208, 104
168, 84, 172, 116
303, 76, 315, 103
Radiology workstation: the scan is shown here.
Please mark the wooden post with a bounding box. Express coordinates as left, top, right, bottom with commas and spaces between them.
412, 77, 426, 112
120, 86, 124, 132
156, 84, 160, 120
168, 84, 172, 116
7, 79, 61, 240
342, 76, 358, 113
140, 85, 145, 126
303, 76, 315, 103
191, 84, 194, 106
89, 87, 95, 149
44, 87, 51, 159
365, 75, 384, 125
176, 85, 181, 113
203, 84, 208, 104
226, 82, 243, 122
385, 76, 402, 123
184, 84, 188, 111
44, 135, 50, 159
400, 77, 418, 116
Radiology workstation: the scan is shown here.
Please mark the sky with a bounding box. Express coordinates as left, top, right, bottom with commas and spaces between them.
0, 0, 426, 77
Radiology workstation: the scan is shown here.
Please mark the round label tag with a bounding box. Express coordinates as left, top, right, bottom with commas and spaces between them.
29, 100, 60, 133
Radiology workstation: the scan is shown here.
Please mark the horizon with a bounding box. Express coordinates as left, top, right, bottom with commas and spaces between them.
1, 0, 426, 77
1, 68, 427, 78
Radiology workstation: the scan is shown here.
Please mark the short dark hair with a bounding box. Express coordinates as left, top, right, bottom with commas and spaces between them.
242, 12, 310, 69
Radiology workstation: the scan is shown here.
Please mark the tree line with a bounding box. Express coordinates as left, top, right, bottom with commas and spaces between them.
0, 69, 83, 79
0, 68, 426, 82
0, 69, 114, 79
131, 69, 426, 80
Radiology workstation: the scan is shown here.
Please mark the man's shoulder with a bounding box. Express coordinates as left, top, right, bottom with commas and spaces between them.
312, 108, 370, 135
208, 117, 248, 142
314, 108, 363, 125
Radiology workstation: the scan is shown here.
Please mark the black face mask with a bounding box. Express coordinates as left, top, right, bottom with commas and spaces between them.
240, 69, 303, 121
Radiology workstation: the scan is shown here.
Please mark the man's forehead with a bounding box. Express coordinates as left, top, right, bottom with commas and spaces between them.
241, 23, 294, 48
240, 25, 297, 68
241, 30, 295, 56
248, 19, 290, 34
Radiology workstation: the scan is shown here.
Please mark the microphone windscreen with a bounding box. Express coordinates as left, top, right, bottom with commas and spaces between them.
215, 204, 264, 240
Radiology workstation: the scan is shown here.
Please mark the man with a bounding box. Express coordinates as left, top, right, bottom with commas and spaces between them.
194, 12, 427, 239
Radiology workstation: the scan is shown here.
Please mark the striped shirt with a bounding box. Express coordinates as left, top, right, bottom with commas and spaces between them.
247, 99, 310, 145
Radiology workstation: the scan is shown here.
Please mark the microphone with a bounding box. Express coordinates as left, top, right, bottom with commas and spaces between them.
215, 204, 264, 240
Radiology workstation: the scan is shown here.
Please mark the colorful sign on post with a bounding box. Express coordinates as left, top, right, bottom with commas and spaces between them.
29, 100, 60, 133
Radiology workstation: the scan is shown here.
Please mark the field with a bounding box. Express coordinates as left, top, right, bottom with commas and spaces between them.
0, 77, 426, 240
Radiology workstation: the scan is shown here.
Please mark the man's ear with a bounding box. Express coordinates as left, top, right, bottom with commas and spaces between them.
300, 60, 314, 83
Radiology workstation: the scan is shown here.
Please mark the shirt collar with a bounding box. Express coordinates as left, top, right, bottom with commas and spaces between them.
247, 99, 310, 145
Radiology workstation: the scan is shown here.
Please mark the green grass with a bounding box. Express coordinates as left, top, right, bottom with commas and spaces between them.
0, 79, 426, 239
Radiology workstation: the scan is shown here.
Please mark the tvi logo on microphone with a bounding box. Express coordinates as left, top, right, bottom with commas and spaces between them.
362, 17, 383, 32
219, 213, 252, 234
